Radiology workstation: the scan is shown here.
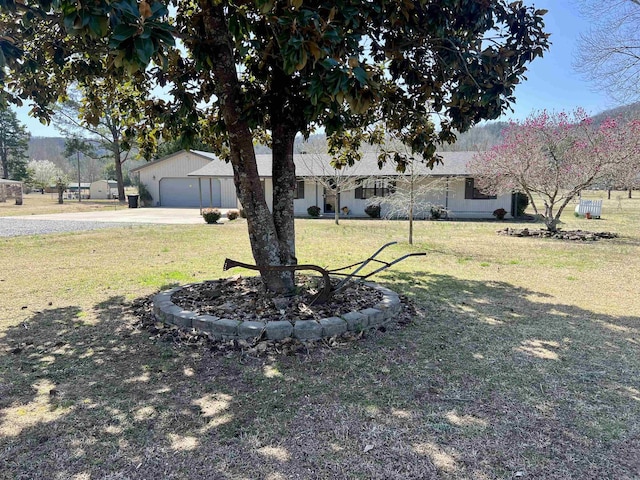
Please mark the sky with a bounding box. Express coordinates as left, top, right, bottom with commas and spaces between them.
16, 0, 617, 137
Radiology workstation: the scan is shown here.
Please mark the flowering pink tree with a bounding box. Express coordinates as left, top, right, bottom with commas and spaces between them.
469, 109, 640, 231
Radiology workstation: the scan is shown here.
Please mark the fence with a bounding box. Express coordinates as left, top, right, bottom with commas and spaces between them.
575, 199, 603, 218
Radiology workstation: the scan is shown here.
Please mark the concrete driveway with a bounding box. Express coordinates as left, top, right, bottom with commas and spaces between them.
12, 207, 227, 224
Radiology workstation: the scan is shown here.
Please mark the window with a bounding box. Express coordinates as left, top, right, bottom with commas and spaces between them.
355, 179, 395, 199
465, 178, 496, 200
294, 180, 305, 199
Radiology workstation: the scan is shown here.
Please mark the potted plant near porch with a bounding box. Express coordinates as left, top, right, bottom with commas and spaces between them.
493, 208, 507, 220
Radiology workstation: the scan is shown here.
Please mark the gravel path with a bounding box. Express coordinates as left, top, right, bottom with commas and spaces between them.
0, 218, 132, 237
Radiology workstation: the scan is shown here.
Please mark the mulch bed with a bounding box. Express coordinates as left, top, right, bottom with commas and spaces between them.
497, 228, 618, 241
129, 276, 419, 355
170, 275, 384, 323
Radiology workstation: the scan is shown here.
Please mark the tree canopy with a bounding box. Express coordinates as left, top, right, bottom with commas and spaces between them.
54, 81, 147, 201
0, 0, 550, 292
469, 109, 640, 231
0, 106, 29, 180
26, 159, 62, 191
574, 0, 640, 104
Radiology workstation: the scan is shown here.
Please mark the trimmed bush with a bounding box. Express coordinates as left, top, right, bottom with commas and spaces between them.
137, 182, 153, 207
515, 192, 529, 217
493, 208, 507, 220
202, 208, 221, 224
227, 209, 240, 221
364, 204, 381, 218
307, 205, 321, 217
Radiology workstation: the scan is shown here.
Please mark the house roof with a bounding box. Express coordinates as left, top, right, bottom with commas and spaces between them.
187, 151, 477, 178
129, 150, 218, 173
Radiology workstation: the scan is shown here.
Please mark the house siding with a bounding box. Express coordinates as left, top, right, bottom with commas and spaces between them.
220, 179, 238, 208
134, 150, 511, 218
445, 177, 511, 218
293, 179, 321, 215
135, 152, 212, 206
292, 177, 511, 219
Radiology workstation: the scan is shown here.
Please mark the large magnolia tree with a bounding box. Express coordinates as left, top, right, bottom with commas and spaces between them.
1, 0, 549, 292
469, 109, 640, 231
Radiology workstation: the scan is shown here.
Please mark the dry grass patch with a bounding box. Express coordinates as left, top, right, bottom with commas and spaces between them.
0, 192, 130, 217
0, 191, 639, 478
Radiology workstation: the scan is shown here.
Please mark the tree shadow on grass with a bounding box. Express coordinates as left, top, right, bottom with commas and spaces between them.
0, 297, 245, 479
1, 280, 639, 479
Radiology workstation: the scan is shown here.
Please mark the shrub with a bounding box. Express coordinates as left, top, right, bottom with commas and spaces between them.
430, 205, 447, 220
239, 208, 247, 218
515, 192, 529, 216
364, 204, 381, 218
137, 182, 153, 207
227, 209, 240, 221
307, 205, 321, 217
202, 208, 221, 224
493, 208, 508, 220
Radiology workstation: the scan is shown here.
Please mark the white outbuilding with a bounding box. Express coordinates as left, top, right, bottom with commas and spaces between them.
89, 180, 118, 199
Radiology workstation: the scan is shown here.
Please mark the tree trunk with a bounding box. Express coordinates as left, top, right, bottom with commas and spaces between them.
608, 189, 611, 200
409, 184, 414, 245
544, 202, 558, 232
629, 188, 633, 199
198, 3, 294, 293
113, 141, 126, 202
271, 124, 297, 268
1, 148, 8, 179
334, 191, 341, 225
77, 152, 82, 202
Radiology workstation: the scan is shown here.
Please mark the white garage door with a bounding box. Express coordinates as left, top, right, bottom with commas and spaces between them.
159, 178, 221, 207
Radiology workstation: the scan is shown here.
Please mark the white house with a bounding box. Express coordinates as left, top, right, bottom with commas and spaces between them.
89, 180, 118, 199
131, 150, 514, 218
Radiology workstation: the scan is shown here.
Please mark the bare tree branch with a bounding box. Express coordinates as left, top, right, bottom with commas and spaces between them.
574, 0, 640, 103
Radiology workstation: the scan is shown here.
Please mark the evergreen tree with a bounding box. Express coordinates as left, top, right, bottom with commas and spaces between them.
0, 107, 30, 180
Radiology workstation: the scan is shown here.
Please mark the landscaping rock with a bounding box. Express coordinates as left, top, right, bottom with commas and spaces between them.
265, 320, 293, 340
153, 300, 174, 319
293, 319, 323, 340
173, 310, 197, 329
238, 321, 266, 339
374, 294, 401, 316
320, 317, 348, 337
213, 318, 241, 339
161, 304, 184, 325
342, 311, 368, 331
497, 227, 618, 241
360, 307, 384, 327
193, 315, 220, 337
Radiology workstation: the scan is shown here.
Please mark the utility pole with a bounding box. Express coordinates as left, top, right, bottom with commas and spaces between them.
77, 149, 81, 202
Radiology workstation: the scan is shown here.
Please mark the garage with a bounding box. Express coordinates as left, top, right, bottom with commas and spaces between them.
159, 177, 221, 207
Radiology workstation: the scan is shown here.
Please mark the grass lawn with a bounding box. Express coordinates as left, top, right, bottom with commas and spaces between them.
0, 192, 134, 217
1, 191, 639, 479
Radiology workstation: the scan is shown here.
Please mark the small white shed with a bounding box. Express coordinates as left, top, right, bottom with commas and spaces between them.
90, 180, 118, 199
